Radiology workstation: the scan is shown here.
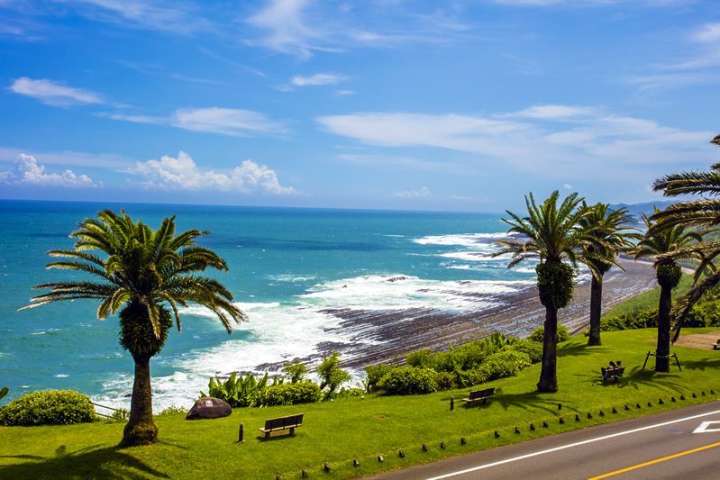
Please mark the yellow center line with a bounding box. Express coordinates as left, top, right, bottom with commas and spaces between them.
588, 440, 720, 480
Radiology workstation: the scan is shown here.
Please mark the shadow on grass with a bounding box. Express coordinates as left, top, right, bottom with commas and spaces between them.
494, 391, 575, 416
614, 367, 685, 394
557, 342, 609, 358
0, 444, 169, 480
682, 358, 720, 371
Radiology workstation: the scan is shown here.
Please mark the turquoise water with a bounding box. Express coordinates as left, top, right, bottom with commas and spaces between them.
0, 200, 535, 408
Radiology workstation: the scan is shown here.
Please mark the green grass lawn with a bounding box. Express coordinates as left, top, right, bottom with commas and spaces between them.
602, 274, 692, 318
2, 328, 720, 480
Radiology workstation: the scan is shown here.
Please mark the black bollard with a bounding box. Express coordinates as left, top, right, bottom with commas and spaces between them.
238, 423, 244, 443
450, 396, 455, 411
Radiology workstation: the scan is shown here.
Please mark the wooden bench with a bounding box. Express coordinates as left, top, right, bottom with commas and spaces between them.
713, 340, 720, 350
461, 388, 495, 407
259, 413, 304, 440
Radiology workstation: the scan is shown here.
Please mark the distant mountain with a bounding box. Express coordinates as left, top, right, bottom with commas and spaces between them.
609, 200, 676, 224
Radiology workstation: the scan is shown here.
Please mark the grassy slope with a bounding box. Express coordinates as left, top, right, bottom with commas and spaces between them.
602, 274, 692, 318
1, 329, 720, 480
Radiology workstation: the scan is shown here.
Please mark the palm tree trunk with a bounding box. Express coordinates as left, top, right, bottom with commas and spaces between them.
537, 305, 559, 393
656, 284, 672, 373
587, 275, 603, 346
121, 356, 158, 446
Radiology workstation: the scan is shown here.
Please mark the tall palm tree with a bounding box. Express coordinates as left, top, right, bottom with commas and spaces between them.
651, 134, 720, 340
579, 203, 634, 346
21, 210, 246, 446
633, 214, 701, 372
496, 191, 597, 392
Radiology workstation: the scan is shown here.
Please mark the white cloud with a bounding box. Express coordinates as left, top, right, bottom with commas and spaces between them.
394, 186, 431, 199
102, 107, 285, 137
692, 23, 720, 43
246, 0, 474, 58
511, 104, 594, 120
0, 154, 98, 187
247, 0, 320, 58
9, 77, 103, 106
317, 106, 713, 176
67, 0, 209, 34
291, 73, 346, 86
336, 89, 355, 96
0, 147, 131, 169
127, 151, 294, 194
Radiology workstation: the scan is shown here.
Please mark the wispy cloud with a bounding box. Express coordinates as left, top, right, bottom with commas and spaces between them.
9, 77, 103, 106
0, 147, 131, 169
394, 186, 431, 199
0, 154, 98, 187
102, 107, 285, 137
65, 0, 210, 34
127, 151, 295, 194
318, 105, 713, 177
246, 0, 475, 58
291, 73, 346, 87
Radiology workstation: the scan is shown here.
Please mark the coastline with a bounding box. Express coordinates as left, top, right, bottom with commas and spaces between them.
316, 258, 658, 369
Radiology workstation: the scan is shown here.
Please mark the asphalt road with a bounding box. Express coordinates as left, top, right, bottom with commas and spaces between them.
369, 401, 720, 480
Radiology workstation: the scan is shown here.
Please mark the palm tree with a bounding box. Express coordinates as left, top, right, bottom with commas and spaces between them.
650, 134, 720, 339
496, 191, 597, 392
579, 203, 634, 346
21, 210, 246, 446
633, 214, 701, 372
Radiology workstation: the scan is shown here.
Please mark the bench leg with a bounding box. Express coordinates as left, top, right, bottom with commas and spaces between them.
264, 431, 270, 440
289, 427, 295, 436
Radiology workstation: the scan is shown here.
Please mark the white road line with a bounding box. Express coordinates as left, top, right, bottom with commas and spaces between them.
426, 405, 720, 480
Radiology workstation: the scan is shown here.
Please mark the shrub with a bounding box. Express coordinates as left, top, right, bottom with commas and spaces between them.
260, 382, 321, 406
510, 340, 543, 363
0, 390, 94, 426
474, 350, 532, 382
157, 405, 186, 416
317, 352, 351, 398
364, 364, 393, 393
529, 324, 570, 343
378, 367, 438, 395
282, 362, 308, 383
203, 372, 269, 408
335, 387, 366, 399
405, 349, 435, 368
601, 307, 656, 331
435, 371, 456, 390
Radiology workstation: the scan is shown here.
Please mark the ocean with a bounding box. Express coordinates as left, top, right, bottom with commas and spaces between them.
0, 200, 538, 409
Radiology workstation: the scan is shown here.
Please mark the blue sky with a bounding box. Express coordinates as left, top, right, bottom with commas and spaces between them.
0, 0, 718, 212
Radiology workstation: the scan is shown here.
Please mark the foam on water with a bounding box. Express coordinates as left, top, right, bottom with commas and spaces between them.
413, 232, 509, 247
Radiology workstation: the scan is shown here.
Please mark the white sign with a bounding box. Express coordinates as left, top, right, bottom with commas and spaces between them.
693, 421, 720, 434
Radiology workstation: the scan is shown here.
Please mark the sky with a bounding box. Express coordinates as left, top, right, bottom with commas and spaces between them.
0, 0, 718, 212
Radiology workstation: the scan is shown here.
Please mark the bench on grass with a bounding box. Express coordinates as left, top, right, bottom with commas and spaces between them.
461, 388, 496, 407
259, 413, 304, 440
601, 361, 625, 384
713, 340, 720, 350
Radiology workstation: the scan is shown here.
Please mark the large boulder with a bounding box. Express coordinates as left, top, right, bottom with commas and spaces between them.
186, 397, 232, 420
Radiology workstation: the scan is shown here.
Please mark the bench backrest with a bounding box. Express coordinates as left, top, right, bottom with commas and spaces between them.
264, 413, 304, 430
469, 388, 495, 400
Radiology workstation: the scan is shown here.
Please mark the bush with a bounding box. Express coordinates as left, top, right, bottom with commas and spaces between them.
473, 350, 532, 382
335, 387, 366, 399
317, 352, 351, 398
203, 372, 270, 408
601, 307, 656, 331
157, 405, 186, 416
510, 340, 543, 363
378, 367, 438, 395
282, 362, 308, 383
435, 371, 456, 390
0, 390, 94, 426
260, 382, 321, 406
529, 324, 570, 343
364, 364, 393, 393
405, 349, 435, 368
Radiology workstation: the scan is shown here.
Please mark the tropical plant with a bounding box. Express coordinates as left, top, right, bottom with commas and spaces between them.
282, 362, 308, 383
632, 214, 701, 372
495, 191, 599, 392
578, 203, 634, 346
21, 210, 246, 446
651, 134, 720, 339
317, 352, 351, 398
203, 372, 270, 408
